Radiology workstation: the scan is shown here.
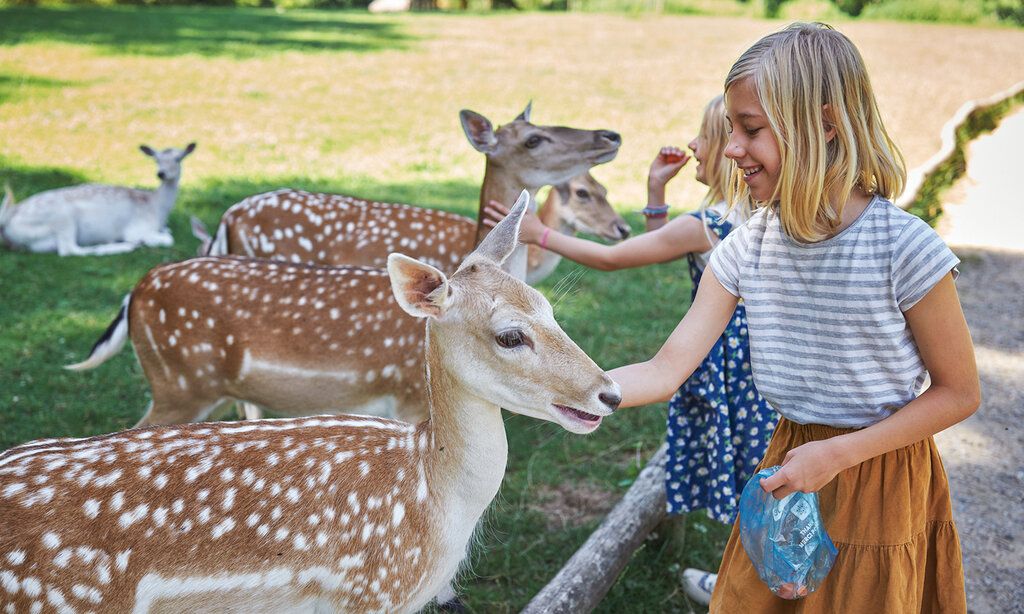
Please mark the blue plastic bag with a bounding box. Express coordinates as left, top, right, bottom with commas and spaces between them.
738, 465, 838, 599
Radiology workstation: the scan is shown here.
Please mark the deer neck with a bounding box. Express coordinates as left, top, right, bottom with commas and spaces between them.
421, 324, 509, 518
476, 164, 535, 281
526, 190, 572, 285
152, 178, 180, 222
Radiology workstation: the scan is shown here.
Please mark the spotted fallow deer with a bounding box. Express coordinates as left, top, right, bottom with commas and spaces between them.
0, 193, 620, 614
192, 172, 629, 284
197, 104, 621, 281
0, 143, 195, 256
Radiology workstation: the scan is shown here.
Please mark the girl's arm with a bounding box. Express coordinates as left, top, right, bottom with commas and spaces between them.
760, 273, 981, 499
645, 146, 690, 232
610, 266, 739, 407
483, 201, 713, 271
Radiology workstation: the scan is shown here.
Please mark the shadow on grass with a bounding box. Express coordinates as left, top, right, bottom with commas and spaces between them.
0, 6, 415, 58
0, 72, 84, 105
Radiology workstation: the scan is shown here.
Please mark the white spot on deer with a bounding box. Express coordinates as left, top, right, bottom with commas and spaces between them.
21, 577, 41, 598
115, 550, 131, 572
286, 487, 300, 503
154, 474, 169, 489
5, 551, 25, 566
185, 457, 213, 482
211, 517, 236, 539
153, 507, 168, 526
172, 499, 184, 514
275, 527, 290, 541
41, 532, 60, 549
223, 487, 237, 511
83, 498, 101, 518
110, 491, 126, 512
71, 584, 102, 604
119, 503, 149, 528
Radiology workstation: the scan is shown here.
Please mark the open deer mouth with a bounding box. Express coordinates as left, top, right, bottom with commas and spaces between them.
553, 404, 603, 426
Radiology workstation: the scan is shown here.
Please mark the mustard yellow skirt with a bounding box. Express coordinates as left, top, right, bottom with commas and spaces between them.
710, 419, 967, 614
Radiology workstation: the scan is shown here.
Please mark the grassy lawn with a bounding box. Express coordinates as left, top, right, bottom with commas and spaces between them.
1, 7, 1022, 612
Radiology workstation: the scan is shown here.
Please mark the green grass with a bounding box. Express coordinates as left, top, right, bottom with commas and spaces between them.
1, 7, 1022, 612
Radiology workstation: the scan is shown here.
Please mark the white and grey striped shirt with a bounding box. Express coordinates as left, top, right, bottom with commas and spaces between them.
708, 196, 959, 428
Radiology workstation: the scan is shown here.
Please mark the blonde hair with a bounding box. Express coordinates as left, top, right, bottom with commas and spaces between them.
724, 22, 906, 242
697, 95, 754, 229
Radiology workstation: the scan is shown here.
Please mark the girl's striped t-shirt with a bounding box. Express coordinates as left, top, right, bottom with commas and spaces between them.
708, 196, 960, 428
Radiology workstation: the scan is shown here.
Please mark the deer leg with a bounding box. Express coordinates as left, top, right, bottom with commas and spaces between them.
234, 401, 263, 421
135, 393, 230, 428
136, 229, 174, 247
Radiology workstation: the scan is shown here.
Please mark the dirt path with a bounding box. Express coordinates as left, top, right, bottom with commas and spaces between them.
931, 108, 1024, 613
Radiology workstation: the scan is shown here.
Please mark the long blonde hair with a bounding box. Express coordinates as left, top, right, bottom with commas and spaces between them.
724, 22, 906, 242
698, 95, 754, 226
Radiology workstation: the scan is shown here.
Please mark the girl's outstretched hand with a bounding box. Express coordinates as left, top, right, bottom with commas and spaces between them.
482, 200, 546, 244
648, 146, 691, 189
759, 439, 848, 499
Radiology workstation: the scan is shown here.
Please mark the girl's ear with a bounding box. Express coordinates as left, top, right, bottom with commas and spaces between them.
822, 104, 837, 143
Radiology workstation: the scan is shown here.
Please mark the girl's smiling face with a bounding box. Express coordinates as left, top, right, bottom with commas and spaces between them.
725, 77, 781, 202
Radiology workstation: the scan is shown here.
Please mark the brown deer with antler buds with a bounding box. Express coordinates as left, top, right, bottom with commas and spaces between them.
1, 193, 620, 613
196, 105, 622, 281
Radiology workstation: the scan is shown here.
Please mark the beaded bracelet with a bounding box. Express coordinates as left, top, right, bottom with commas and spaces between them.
641, 204, 670, 218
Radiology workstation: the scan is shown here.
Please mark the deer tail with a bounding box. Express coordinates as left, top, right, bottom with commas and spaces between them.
65, 294, 131, 371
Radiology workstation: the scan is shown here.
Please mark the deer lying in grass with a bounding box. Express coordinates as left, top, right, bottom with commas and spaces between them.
195, 105, 620, 280
0, 143, 195, 256
191, 172, 630, 284
1, 193, 620, 613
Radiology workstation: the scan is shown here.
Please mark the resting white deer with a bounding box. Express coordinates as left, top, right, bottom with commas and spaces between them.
191, 172, 630, 284
196, 104, 620, 280
0, 143, 195, 256
0, 193, 621, 613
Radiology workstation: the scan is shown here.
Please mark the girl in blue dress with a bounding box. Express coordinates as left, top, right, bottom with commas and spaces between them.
484, 95, 777, 605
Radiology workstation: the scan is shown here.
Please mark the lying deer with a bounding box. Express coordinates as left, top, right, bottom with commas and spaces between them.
0, 143, 196, 256
191, 172, 630, 284
1, 192, 621, 613
197, 104, 620, 280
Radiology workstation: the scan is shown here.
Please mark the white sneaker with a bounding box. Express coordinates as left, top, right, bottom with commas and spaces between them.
681, 568, 717, 606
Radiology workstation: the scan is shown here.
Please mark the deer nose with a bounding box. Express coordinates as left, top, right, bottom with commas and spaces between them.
157, 171, 166, 180
616, 223, 631, 240
599, 391, 621, 412
598, 130, 621, 145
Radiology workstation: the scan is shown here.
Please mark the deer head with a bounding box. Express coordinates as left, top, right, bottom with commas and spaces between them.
140, 142, 196, 183
389, 190, 621, 433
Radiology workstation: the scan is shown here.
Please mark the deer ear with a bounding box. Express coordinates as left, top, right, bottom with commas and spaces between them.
190, 215, 210, 241
460, 110, 498, 154
181, 142, 197, 158
515, 101, 532, 123
472, 189, 528, 265
140, 145, 156, 157
388, 254, 450, 319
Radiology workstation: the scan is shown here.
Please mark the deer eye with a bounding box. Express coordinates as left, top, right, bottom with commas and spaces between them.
495, 329, 530, 349
574, 189, 589, 199
524, 135, 543, 149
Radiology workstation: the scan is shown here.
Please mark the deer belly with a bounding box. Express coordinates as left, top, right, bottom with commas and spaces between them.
230, 353, 409, 419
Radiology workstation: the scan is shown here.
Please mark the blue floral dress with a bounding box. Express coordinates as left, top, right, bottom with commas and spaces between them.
665, 210, 778, 524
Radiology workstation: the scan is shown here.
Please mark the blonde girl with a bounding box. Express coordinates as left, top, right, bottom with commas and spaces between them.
486, 96, 777, 605
609, 23, 978, 612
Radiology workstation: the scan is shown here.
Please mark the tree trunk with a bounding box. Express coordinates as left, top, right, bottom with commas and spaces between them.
521, 443, 668, 614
